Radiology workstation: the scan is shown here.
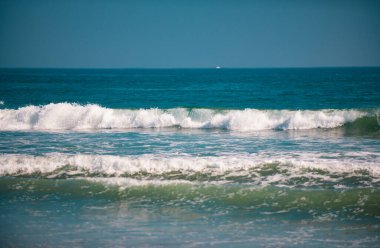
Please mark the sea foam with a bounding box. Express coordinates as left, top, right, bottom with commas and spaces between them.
1, 153, 379, 181
0, 103, 375, 131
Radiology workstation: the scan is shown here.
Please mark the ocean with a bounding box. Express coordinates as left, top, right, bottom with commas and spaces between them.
0, 68, 379, 247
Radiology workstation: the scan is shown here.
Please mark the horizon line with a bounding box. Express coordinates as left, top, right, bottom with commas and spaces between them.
1, 65, 380, 70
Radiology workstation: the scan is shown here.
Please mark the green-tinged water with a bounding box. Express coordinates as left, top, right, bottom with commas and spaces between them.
1, 68, 380, 247
1, 177, 380, 247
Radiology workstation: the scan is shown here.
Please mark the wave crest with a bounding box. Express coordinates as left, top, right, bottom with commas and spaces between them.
1, 153, 379, 188
0, 103, 377, 131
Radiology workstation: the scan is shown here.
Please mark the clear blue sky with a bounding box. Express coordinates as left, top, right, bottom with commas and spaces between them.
1, 0, 379, 68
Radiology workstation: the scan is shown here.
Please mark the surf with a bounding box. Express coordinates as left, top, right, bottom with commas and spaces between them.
0, 102, 378, 132
1, 153, 379, 188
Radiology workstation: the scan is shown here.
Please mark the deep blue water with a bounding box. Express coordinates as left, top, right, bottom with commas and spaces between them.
0, 68, 380, 247
1, 68, 379, 109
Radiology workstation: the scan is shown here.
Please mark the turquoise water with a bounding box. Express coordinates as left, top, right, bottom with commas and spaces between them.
1, 68, 380, 247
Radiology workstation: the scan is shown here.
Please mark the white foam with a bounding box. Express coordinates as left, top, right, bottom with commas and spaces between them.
0, 103, 370, 131
85, 177, 197, 188
0, 153, 379, 179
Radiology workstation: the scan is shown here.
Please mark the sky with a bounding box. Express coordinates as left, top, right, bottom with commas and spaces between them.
0, 0, 380, 68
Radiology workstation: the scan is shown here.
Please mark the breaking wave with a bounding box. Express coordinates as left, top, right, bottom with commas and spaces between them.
0, 103, 378, 131
1, 153, 380, 188
2, 153, 380, 217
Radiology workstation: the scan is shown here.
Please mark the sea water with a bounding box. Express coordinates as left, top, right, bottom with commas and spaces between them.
0, 68, 379, 247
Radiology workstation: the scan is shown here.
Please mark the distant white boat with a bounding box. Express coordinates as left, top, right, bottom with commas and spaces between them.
216, 66, 221, 69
